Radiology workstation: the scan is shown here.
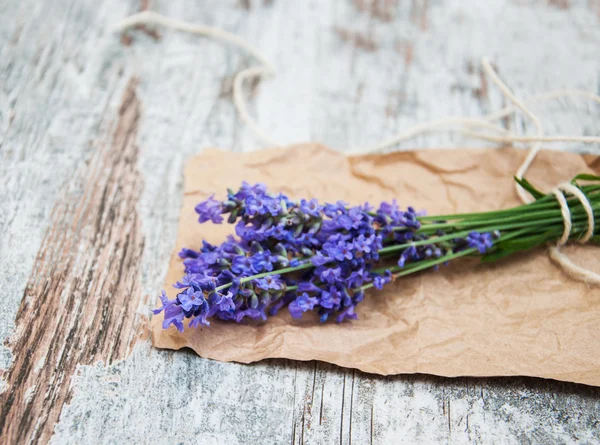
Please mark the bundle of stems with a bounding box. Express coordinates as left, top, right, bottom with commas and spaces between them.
383, 174, 599, 275
154, 174, 599, 331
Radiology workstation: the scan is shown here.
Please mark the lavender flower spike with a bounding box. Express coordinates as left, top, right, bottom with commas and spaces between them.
153, 181, 511, 331
195, 194, 223, 224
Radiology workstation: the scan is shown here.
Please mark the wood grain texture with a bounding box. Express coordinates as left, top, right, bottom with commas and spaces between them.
0, 79, 146, 444
0, 0, 599, 444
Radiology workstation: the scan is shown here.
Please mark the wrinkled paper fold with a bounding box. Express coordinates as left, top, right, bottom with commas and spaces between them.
152, 144, 600, 386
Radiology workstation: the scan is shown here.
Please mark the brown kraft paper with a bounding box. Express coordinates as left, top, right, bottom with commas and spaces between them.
151, 144, 600, 386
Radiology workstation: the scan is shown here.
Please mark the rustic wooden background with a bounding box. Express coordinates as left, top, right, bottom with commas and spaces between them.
1, 0, 600, 443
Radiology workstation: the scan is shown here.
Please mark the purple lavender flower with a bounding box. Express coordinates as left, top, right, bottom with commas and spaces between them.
311, 252, 331, 266
189, 312, 210, 328
231, 255, 252, 275
319, 287, 341, 309
178, 248, 200, 259
178, 287, 206, 312
354, 234, 374, 253
153, 290, 174, 315
324, 241, 353, 261
255, 275, 284, 290
320, 267, 342, 284
353, 290, 365, 303
466, 231, 494, 254
154, 181, 506, 330
373, 270, 392, 290
289, 293, 319, 319
336, 305, 358, 323
347, 207, 366, 229
173, 274, 199, 289
209, 291, 236, 312
299, 198, 321, 217
347, 269, 370, 288
250, 251, 274, 273
235, 181, 267, 200
162, 304, 185, 332
245, 195, 269, 216
195, 194, 224, 224
298, 280, 321, 293
236, 308, 267, 322
322, 201, 348, 217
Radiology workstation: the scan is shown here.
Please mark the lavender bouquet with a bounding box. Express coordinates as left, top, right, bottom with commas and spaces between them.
154, 175, 599, 332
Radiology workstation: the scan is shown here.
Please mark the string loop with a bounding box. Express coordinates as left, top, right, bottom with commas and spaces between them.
552, 183, 595, 246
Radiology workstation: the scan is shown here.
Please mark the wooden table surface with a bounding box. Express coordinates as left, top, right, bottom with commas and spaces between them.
1, 0, 600, 443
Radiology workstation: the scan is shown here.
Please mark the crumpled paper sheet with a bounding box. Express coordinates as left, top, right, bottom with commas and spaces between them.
152, 144, 600, 386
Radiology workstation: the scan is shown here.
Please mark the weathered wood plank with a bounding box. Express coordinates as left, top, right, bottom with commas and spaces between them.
0, 79, 146, 444
0, 0, 599, 444
48, 344, 600, 444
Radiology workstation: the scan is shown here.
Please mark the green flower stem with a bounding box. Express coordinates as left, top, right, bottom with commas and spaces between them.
416, 202, 599, 232
372, 226, 534, 276
417, 185, 599, 222
211, 181, 599, 295
359, 248, 478, 292
381, 211, 594, 255
496, 221, 593, 251
214, 262, 313, 292
215, 210, 597, 295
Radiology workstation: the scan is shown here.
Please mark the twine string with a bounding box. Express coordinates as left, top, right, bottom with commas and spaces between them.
479, 59, 600, 285
113, 12, 600, 151
113, 11, 279, 146
553, 183, 595, 246
547, 182, 600, 285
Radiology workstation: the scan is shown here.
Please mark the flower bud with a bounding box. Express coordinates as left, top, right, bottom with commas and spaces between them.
301, 247, 313, 257
250, 241, 264, 253
353, 290, 365, 303
218, 258, 231, 267
260, 217, 274, 230
227, 209, 239, 224
340, 287, 351, 300
259, 291, 270, 306
276, 255, 289, 266
240, 288, 254, 298
222, 200, 238, 211
274, 243, 287, 257
308, 221, 322, 234
280, 199, 288, 215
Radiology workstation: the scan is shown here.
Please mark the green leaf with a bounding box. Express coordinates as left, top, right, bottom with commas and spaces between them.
572, 173, 600, 182
481, 249, 514, 263
497, 235, 549, 252
514, 176, 545, 200
482, 232, 553, 262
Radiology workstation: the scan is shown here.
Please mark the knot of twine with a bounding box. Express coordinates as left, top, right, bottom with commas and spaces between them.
481, 58, 600, 286
549, 183, 600, 285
